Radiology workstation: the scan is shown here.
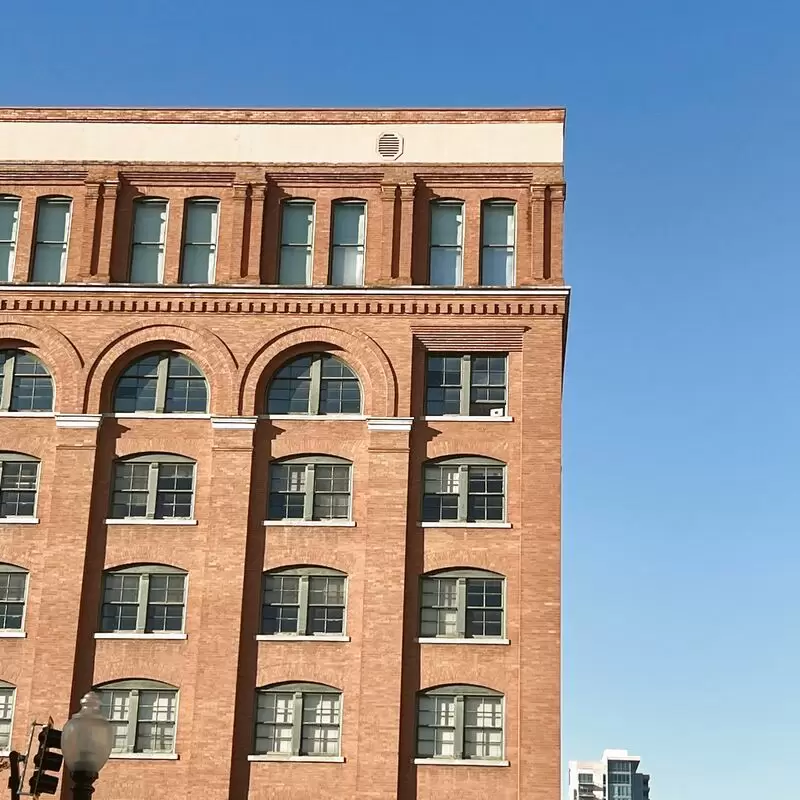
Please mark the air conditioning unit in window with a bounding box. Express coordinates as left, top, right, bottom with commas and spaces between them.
489, 408, 505, 418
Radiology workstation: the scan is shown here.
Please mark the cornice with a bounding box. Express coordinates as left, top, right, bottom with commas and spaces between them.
0, 166, 89, 185
267, 169, 385, 187
120, 169, 237, 187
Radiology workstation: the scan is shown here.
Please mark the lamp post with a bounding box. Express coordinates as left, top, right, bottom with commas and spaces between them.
61, 693, 113, 800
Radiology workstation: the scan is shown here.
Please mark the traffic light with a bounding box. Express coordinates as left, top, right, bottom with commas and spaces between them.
28, 724, 63, 796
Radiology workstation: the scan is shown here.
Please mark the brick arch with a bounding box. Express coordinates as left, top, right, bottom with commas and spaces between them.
240, 324, 396, 416
0, 319, 83, 412
83, 322, 238, 414
423, 442, 513, 462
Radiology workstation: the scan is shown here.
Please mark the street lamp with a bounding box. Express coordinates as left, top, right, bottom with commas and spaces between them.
61, 692, 113, 799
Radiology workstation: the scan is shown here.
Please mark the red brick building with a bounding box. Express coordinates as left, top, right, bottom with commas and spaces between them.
0, 107, 567, 800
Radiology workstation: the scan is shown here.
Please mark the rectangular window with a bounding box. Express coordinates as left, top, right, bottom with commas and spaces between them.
129, 200, 167, 284
0, 571, 27, 631
330, 202, 365, 286
279, 202, 314, 285
101, 571, 186, 633
429, 202, 463, 286
0, 197, 20, 282
425, 354, 507, 417
0, 688, 15, 751
255, 690, 341, 757
110, 460, 195, 520
0, 460, 39, 519
31, 198, 71, 283
480, 202, 515, 286
100, 688, 178, 754
180, 199, 218, 283
420, 575, 504, 639
422, 461, 505, 523
268, 461, 352, 522
261, 573, 346, 636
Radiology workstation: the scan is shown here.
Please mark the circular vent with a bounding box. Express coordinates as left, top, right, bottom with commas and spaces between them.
377, 132, 403, 160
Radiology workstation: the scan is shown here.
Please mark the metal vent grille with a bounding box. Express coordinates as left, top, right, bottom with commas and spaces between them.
377, 132, 403, 160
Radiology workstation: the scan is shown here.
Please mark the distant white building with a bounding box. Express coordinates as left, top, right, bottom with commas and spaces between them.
568, 749, 651, 800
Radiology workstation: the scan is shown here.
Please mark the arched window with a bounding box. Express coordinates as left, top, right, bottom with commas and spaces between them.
416, 684, 504, 762
0, 195, 21, 282
113, 352, 208, 414
267, 455, 352, 523
0, 453, 40, 520
129, 197, 168, 283
330, 200, 366, 286
254, 682, 342, 759
429, 199, 464, 286
0, 564, 28, 632
422, 456, 506, 524
261, 566, 347, 637
420, 568, 505, 640
0, 681, 16, 751
180, 198, 219, 284
110, 454, 196, 521
95, 679, 178, 755
267, 353, 361, 415
278, 200, 314, 286
31, 196, 72, 283
100, 565, 187, 634
0, 350, 54, 412
480, 200, 516, 287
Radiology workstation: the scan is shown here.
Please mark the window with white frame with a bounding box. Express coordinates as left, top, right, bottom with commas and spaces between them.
0, 683, 15, 752
0, 350, 54, 412
0, 195, 20, 283
113, 352, 208, 414
429, 201, 464, 286
268, 456, 352, 522
110, 455, 196, 521
0, 566, 27, 631
261, 567, 346, 637
0, 453, 39, 519
180, 198, 219, 283
254, 683, 341, 758
266, 353, 361, 415
330, 201, 365, 286
279, 201, 314, 285
422, 456, 505, 524
417, 685, 504, 761
100, 566, 187, 633
420, 569, 504, 639
480, 201, 516, 286
425, 353, 507, 416
31, 197, 71, 283
129, 198, 167, 284
97, 680, 178, 755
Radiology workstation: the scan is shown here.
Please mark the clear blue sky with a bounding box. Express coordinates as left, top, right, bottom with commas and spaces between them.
5, 1, 800, 797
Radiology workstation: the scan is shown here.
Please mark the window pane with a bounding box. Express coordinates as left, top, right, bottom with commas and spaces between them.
133, 202, 167, 244
0, 688, 14, 751
312, 465, 351, 520
130, 245, 162, 283
0, 461, 39, 518
281, 203, 314, 245
36, 200, 70, 243
31, 244, 65, 283
184, 201, 217, 244
429, 248, 461, 286
278, 246, 311, 285
464, 696, 503, 759
0, 199, 19, 282
268, 355, 313, 414
268, 464, 306, 520
481, 248, 513, 287
261, 575, 300, 634
136, 691, 177, 753
330, 245, 364, 286
319, 355, 361, 414
146, 574, 186, 632
111, 462, 150, 518
430, 204, 463, 246
99, 690, 131, 753
255, 692, 294, 754
180, 245, 214, 283
331, 203, 365, 286
482, 204, 515, 246
420, 578, 459, 637
425, 355, 463, 415
332, 203, 365, 246
0, 572, 26, 630
465, 578, 504, 638
308, 576, 345, 635
9, 352, 54, 411
165, 354, 208, 413
417, 695, 456, 758
114, 354, 160, 412
301, 694, 340, 756
155, 464, 195, 519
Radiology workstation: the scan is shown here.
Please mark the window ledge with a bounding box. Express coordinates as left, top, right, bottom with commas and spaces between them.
414, 758, 509, 767
256, 634, 350, 643
263, 520, 356, 527
0, 518, 39, 525
418, 522, 512, 529
416, 637, 510, 645
94, 633, 187, 640
424, 416, 513, 423
0, 411, 55, 418
109, 413, 211, 420
105, 519, 198, 526
109, 753, 179, 760
248, 755, 345, 763
0, 631, 26, 638
0, 750, 9, 758
263, 414, 366, 422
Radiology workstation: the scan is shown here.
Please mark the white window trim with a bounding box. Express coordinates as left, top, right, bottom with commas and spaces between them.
0, 195, 21, 282
0, 518, 39, 525
109, 413, 211, 420
418, 522, 512, 529
248, 755, 345, 763
129, 198, 168, 284
105, 519, 198, 526
109, 753, 179, 761
32, 197, 72, 283
263, 520, 356, 528
416, 637, 510, 645
0, 412, 55, 418
413, 758, 509, 767
0, 632, 26, 639
94, 633, 188, 640
256, 634, 350, 643
423, 416, 513, 423
480, 200, 517, 288
262, 414, 367, 422
330, 200, 367, 287
180, 198, 220, 284
278, 200, 316, 287
429, 200, 465, 287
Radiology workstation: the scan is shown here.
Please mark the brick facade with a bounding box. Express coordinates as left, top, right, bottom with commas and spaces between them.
0, 108, 566, 800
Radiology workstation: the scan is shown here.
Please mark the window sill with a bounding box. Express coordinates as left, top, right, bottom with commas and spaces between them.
109, 413, 211, 420
94, 633, 187, 640
423, 416, 513, 423
0, 518, 39, 525
263, 414, 367, 422
109, 752, 179, 760
418, 522, 512, 529
0, 411, 55, 418
248, 755, 345, 763
416, 637, 510, 645
414, 758, 509, 767
256, 634, 350, 642
0, 631, 26, 638
105, 519, 198, 526
263, 520, 356, 527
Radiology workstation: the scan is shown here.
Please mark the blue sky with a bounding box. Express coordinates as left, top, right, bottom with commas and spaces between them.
5, 1, 800, 797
